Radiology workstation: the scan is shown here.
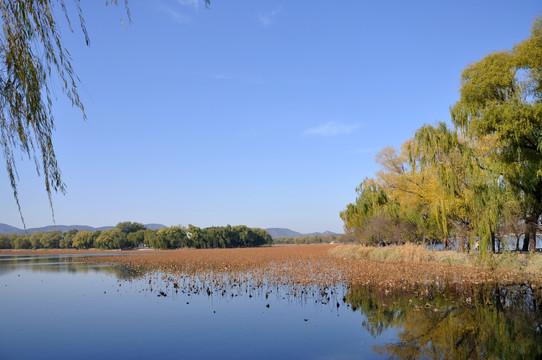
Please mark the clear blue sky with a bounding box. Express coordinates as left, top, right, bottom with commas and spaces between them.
1, 1, 540, 233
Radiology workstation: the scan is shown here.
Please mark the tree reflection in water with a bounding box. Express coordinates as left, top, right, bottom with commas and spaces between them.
0, 254, 145, 279
345, 283, 542, 359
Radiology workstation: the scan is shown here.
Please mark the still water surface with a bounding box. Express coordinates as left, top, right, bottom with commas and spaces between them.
1, 254, 541, 359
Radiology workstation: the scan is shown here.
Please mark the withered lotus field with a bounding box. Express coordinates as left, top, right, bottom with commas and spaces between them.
75, 244, 538, 299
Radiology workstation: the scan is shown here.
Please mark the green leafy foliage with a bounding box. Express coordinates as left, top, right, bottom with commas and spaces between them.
0, 222, 271, 250
343, 16, 542, 252
0, 0, 130, 225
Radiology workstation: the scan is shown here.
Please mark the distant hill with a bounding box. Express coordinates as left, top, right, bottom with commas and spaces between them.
0, 223, 166, 234
265, 228, 303, 238
265, 228, 339, 239
33, 225, 100, 233
0, 223, 25, 235
144, 223, 167, 231
95, 226, 116, 232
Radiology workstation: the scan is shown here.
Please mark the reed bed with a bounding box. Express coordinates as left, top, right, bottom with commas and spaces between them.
75, 244, 540, 296
4, 245, 538, 297
330, 243, 542, 279
82, 245, 345, 287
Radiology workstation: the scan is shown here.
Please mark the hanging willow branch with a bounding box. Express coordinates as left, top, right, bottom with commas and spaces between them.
0, 0, 129, 227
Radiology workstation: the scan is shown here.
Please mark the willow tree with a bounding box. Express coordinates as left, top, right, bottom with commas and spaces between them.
451, 17, 542, 252
0, 0, 131, 226
341, 143, 444, 246
412, 122, 477, 250
375, 142, 442, 245
412, 121, 517, 253
340, 177, 390, 244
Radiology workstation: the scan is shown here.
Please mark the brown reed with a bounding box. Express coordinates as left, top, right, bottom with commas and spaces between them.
3, 244, 538, 294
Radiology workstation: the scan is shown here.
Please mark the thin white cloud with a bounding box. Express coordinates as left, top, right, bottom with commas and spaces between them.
177, 0, 199, 10
156, 0, 201, 25
303, 122, 360, 136
159, 5, 192, 24
258, 7, 281, 27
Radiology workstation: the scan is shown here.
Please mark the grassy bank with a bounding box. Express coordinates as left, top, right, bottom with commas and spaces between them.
329, 243, 542, 277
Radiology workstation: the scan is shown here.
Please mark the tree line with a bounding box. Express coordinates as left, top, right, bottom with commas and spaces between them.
272, 233, 355, 245
0, 222, 272, 250
341, 17, 542, 253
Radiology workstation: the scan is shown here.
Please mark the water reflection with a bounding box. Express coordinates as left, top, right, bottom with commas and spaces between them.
345, 284, 542, 359
2, 254, 542, 359
0, 254, 143, 279
0, 254, 372, 360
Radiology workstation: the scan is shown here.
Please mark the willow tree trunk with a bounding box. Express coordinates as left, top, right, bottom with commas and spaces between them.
523, 210, 540, 253
522, 232, 530, 252
490, 231, 496, 254
458, 235, 466, 252
527, 221, 538, 253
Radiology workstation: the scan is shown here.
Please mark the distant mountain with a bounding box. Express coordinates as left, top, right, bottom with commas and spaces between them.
265, 228, 303, 238
265, 228, 340, 239
0, 223, 25, 235
0, 223, 165, 234
32, 225, 99, 233
95, 226, 116, 232
144, 223, 167, 231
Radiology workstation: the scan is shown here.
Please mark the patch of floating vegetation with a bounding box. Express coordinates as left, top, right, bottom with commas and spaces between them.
116, 269, 349, 311
80, 246, 345, 287
78, 245, 542, 301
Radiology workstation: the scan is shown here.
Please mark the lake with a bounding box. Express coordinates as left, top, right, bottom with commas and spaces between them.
1, 254, 541, 359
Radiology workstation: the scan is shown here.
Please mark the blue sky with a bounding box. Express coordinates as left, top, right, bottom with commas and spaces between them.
1, 1, 540, 233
